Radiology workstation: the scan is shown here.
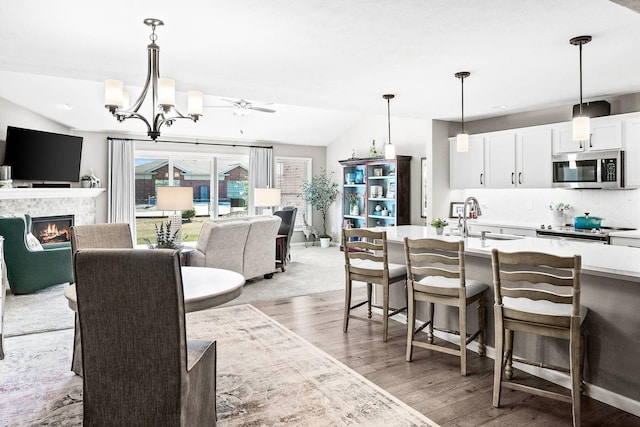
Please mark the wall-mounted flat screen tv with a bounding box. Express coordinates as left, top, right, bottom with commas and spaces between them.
3, 126, 83, 182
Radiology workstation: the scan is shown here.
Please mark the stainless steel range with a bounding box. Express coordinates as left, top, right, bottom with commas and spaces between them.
535, 226, 636, 244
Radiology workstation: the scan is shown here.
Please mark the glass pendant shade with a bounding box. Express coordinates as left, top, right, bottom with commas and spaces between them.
384, 142, 395, 159
457, 133, 469, 152
158, 78, 176, 107
572, 116, 590, 141
104, 79, 124, 107
187, 90, 204, 116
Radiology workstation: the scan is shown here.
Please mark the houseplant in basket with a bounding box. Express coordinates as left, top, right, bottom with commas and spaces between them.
302, 168, 339, 247
430, 217, 449, 235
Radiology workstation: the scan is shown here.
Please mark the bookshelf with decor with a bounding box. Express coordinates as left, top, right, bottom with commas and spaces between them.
339, 155, 411, 230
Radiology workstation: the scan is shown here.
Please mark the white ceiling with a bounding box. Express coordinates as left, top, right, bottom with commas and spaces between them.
1, 0, 639, 145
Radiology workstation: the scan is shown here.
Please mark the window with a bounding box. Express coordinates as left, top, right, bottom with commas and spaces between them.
275, 157, 312, 230
134, 151, 248, 244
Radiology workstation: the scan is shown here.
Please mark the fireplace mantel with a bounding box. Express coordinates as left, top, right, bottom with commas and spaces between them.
0, 188, 105, 200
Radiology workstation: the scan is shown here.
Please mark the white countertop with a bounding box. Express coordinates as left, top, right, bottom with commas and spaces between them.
376, 225, 640, 282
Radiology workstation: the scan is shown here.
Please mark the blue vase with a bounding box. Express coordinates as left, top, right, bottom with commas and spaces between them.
355, 170, 364, 184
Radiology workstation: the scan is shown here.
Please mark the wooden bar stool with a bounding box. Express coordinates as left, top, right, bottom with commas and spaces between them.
403, 237, 488, 376
342, 228, 407, 342
491, 248, 586, 427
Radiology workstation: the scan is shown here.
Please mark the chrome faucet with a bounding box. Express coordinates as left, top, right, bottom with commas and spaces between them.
461, 196, 482, 238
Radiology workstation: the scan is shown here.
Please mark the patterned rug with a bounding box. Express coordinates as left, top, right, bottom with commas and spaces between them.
1, 304, 438, 426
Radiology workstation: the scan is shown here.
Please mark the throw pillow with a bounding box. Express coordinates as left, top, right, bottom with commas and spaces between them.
26, 233, 44, 251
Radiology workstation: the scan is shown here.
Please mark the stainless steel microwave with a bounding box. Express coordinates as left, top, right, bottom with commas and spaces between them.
552, 150, 625, 189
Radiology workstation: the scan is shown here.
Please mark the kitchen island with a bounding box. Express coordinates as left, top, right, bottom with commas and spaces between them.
378, 225, 640, 416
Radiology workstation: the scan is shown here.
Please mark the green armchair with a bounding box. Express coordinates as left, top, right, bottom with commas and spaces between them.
0, 215, 73, 294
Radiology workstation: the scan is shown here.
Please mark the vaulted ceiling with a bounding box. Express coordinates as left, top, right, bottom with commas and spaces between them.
1, 0, 639, 145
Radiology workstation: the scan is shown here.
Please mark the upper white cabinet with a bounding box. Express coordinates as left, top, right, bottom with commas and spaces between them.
517, 127, 552, 187
623, 113, 640, 187
484, 128, 552, 188
590, 116, 623, 151
484, 131, 517, 188
553, 116, 622, 154
449, 135, 485, 189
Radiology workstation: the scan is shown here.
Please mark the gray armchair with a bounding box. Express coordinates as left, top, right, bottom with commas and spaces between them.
69, 223, 134, 376
74, 248, 216, 426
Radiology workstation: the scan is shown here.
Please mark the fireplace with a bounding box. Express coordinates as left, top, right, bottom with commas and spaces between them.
31, 215, 74, 245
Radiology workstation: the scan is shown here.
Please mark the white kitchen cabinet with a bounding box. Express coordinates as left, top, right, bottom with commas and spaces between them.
623, 114, 640, 187
484, 131, 516, 188
610, 236, 640, 248
517, 127, 552, 187
483, 128, 551, 189
589, 116, 623, 151
553, 116, 622, 154
449, 135, 485, 189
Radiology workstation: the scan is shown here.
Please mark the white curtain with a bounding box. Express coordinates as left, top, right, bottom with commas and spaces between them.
108, 138, 136, 236
248, 147, 273, 215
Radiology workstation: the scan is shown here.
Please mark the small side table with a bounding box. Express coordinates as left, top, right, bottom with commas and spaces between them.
180, 247, 195, 266
275, 234, 287, 272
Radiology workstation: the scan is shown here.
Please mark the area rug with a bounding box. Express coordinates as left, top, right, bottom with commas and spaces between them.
1, 304, 438, 426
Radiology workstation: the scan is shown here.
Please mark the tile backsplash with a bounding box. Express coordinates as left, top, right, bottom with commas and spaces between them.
456, 188, 640, 229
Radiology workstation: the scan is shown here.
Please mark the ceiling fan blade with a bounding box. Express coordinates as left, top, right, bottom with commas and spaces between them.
250, 106, 276, 113
203, 105, 233, 108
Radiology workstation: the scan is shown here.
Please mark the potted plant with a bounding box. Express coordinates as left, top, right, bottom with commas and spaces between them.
80, 174, 92, 188
143, 221, 181, 249
302, 168, 339, 248
430, 217, 449, 235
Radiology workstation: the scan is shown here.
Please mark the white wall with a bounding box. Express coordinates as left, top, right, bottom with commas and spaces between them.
326, 114, 430, 241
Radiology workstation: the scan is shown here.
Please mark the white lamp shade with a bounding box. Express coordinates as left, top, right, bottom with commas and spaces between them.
156, 186, 193, 211
384, 142, 395, 159
254, 188, 281, 207
105, 79, 124, 107
572, 116, 590, 141
457, 133, 469, 152
158, 78, 176, 107
187, 90, 204, 116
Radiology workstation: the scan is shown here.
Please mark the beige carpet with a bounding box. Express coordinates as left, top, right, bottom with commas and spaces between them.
1, 304, 438, 426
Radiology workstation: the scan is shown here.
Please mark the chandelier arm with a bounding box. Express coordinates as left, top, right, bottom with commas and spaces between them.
115, 111, 154, 135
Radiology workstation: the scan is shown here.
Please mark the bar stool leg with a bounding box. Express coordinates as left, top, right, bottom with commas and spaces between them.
343, 279, 352, 333
366, 283, 372, 319
478, 294, 486, 356
459, 300, 468, 376
427, 302, 434, 344
505, 329, 514, 380
406, 285, 415, 362
493, 305, 505, 407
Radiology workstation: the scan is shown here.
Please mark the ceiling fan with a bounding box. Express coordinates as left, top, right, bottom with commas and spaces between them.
204, 98, 276, 115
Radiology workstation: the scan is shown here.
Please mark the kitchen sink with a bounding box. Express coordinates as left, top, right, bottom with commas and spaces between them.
445, 230, 524, 241
473, 232, 524, 241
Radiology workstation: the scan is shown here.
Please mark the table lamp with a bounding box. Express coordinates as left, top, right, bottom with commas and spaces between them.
156, 186, 193, 245
254, 188, 281, 216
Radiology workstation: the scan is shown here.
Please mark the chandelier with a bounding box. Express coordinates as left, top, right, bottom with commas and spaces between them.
104, 18, 203, 140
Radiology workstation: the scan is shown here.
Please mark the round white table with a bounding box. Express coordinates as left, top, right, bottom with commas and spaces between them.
64, 266, 245, 313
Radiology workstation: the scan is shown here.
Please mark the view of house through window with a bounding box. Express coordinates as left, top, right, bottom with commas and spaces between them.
135, 153, 249, 245
275, 157, 312, 230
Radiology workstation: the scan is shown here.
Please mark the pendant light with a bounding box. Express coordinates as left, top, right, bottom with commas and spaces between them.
383, 94, 396, 159
570, 35, 592, 141
455, 71, 470, 152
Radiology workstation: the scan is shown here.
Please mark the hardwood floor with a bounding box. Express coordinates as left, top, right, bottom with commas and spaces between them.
252, 289, 640, 427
